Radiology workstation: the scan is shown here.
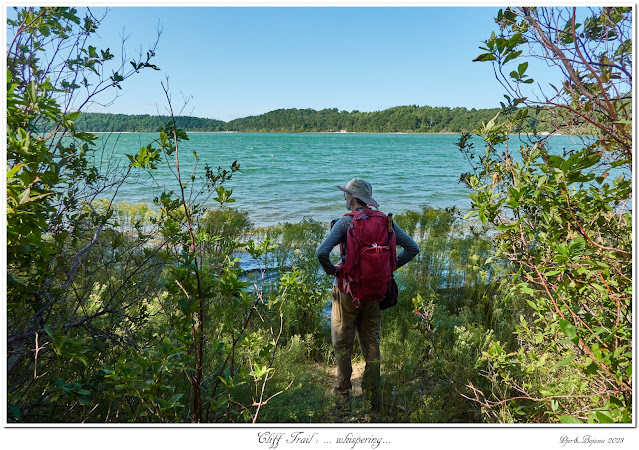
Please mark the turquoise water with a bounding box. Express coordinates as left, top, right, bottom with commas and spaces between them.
95, 132, 593, 227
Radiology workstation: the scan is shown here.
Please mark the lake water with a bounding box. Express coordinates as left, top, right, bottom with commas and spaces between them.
95, 132, 594, 227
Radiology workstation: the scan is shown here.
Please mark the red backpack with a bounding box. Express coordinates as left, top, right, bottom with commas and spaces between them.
337, 207, 397, 306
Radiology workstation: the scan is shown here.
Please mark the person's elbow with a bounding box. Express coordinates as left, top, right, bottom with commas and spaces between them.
315, 245, 330, 267
408, 247, 420, 263
405, 243, 420, 263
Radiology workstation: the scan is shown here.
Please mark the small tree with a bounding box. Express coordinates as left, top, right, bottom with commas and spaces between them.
6, 6, 161, 421
459, 7, 631, 423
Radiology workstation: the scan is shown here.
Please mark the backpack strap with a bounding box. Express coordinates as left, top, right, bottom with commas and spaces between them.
338, 210, 359, 304
343, 276, 360, 308
339, 210, 357, 254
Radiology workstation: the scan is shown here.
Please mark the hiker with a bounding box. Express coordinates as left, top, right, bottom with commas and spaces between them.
316, 177, 419, 408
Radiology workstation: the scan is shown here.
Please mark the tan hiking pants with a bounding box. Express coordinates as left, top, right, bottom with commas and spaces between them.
331, 286, 382, 399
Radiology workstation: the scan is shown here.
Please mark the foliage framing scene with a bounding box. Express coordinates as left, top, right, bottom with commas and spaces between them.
5, 5, 633, 427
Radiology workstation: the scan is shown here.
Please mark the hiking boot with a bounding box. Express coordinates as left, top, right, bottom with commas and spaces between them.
363, 389, 381, 410
331, 387, 351, 403
331, 388, 351, 421
361, 361, 381, 410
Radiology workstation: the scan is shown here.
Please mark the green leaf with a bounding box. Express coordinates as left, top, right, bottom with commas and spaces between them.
503, 50, 522, 65
21, 191, 54, 204
474, 53, 496, 62
7, 163, 27, 179
584, 358, 599, 374
18, 187, 31, 204
168, 393, 184, 405
591, 283, 607, 294
582, 259, 609, 270
526, 300, 539, 311
65, 111, 81, 121
595, 410, 615, 423
586, 328, 607, 342
568, 236, 586, 256
559, 415, 583, 423
168, 349, 186, 359
497, 223, 518, 231
517, 61, 529, 76
544, 269, 564, 276
549, 355, 576, 372
518, 283, 534, 295
558, 319, 577, 340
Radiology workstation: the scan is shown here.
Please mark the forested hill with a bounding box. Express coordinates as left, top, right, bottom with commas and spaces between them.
76, 113, 226, 133
76, 105, 546, 133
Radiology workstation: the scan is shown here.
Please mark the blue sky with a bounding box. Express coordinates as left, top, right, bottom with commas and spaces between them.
8, 4, 563, 121
92, 6, 513, 121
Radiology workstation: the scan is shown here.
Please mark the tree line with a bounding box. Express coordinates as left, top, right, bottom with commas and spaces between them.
76, 105, 555, 133
75, 113, 226, 132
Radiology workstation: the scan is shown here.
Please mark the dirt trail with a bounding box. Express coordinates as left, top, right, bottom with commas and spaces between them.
325, 360, 365, 395
350, 360, 365, 396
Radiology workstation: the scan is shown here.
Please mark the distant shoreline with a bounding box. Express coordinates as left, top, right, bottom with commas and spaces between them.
77, 106, 587, 135
88, 130, 460, 134
88, 130, 562, 136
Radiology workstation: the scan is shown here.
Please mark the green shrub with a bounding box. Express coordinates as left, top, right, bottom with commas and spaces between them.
463, 6, 632, 423
201, 207, 252, 240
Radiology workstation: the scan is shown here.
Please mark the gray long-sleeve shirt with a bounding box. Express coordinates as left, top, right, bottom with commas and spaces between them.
315, 212, 420, 276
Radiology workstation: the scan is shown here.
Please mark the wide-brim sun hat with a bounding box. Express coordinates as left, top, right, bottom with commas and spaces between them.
337, 177, 379, 208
